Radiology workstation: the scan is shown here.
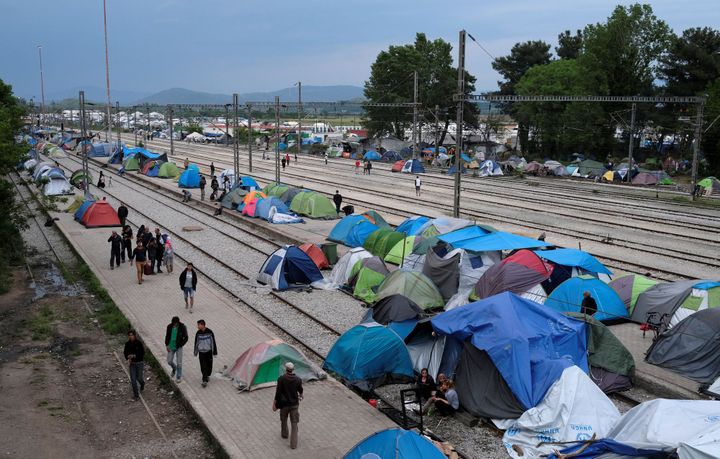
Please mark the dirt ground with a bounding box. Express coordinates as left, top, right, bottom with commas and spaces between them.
0, 265, 219, 459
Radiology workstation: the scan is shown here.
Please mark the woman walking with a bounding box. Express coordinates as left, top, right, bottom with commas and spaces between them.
130, 241, 148, 284
163, 236, 174, 274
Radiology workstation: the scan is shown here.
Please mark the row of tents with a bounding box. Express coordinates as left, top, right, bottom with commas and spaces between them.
19, 159, 73, 196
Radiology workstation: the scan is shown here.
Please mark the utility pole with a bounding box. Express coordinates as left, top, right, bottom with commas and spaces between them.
453, 30, 466, 218
102, 0, 112, 144
79, 91, 90, 198
133, 109, 138, 145
116, 101, 121, 145
247, 103, 253, 172
224, 104, 230, 147
691, 101, 705, 201
434, 104, 440, 157
233, 93, 240, 188
412, 71, 419, 159
145, 104, 150, 143
627, 103, 636, 183
37, 45, 45, 128
275, 96, 280, 183
297, 81, 302, 158
168, 106, 174, 157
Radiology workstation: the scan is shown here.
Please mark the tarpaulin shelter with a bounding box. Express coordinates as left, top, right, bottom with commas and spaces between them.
566, 312, 635, 393
290, 191, 337, 219
178, 164, 201, 188
574, 159, 605, 177
88, 142, 112, 157
545, 275, 628, 321
81, 201, 121, 227
323, 322, 414, 391
396, 216, 431, 236
263, 182, 290, 198
384, 236, 423, 265
347, 256, 390, 303
158, 162, 180, 178
630, 279, 704, 324
524, 161, 543, 173
645, 308, 720, 384
478, 160, 503, 176
441, 230, 552, 252
473, 249, 553, 300
237, 176, 259, 190
609, 274, 658, 315
343, 428, 446, 459
225, 339, 325, 391
375, 270, 444, 310
255, 196, 291, 221
257, 246, 324, 291
141, 160, 161, 177
328, 215, 378, 248
401, 318, 462, 379
535, 248, 612, 294
432, 292, 588, 417
328, 247, 373, 287
370, 294, 425, 325
416, 217, 474, 238
299, 243, 329, 270
363, 229, 406, 259
359, 210, 390, 229
219, 169, 235, 185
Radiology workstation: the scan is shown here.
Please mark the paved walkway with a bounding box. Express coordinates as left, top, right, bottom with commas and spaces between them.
51, 211, 394, 458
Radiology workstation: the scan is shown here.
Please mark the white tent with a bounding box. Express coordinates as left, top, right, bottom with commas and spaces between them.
43, 176, 73, 196
327, 247, 373, 288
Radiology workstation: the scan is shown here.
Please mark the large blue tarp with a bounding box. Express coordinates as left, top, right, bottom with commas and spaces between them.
545, 275, 628, 321
395, 216, 430, 236
343, 428, 445, 459
323, 323, 414, 390
438, 225, 493, 245
440, 230, 551, 252
432, 292, 588, 409
328, 215, 379, 247
178, 166, 201, 188
534, 248, 612, 275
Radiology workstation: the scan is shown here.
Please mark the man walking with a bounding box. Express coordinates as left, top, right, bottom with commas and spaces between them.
121, 225, 133, 263
581, 291, 598, 317
333, 190, 342, 215
154, 228, 164, 273
415, 176, 422, 197
117, 202, 128, 226
123, 330, 145, 401
199, 175, 206, 201
179, 262, 197, 313
194, 320, 217, 387
165, 316, 188, 383
108, 230, 122, 270
210, 161, 215, 178
273, 362, 303, 449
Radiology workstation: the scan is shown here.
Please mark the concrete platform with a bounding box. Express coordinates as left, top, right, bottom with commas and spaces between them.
49, 210, 394, 458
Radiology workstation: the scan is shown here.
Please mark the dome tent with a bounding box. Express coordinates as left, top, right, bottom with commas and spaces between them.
343, 428, 445, 459
328, 247, 373, 287
545, 275, 628, 322
473, 249, 553, 300
122, 155, 140, 171
360, 210, 390, 229
347, 256, 390, 303
289, 191, 337, 219
158, 162, 180, 178
384, 235, 424, 265
80, 201, 122, 228
70, 169, 92, 188
608, 274, 658, 315
375, 270, 444, 310
328, 215, 378, 248
298, 243, 330, 270
225, 339, 325, 391
220, 188, 248, 209
178, 164, 201, 188
257, 245, 323, 291
74, 199, 95, 221
370, 294, 425, 325
363, 229, 406, 259
263, 182, 290, 198
255, 197, 291, 221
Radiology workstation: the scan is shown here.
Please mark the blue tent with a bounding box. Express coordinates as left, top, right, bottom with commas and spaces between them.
328, 215, 379, 247
534, 248, 612, 275
323, 323, 414, 390
395, 216, 431, 236
432, 292, 588, 410
363, 150, 381, 161
381, 150, 402, 162
88, 142, 112, 157
145, 162, 161, 177
255, 197, 291, 221
257, 246, 323, 290
178, 165, 201, 188
402, 159, 425, 173
74, 199, 95, 221
447, 163, 467, 174
439, 230, 551, 251
545, 275, 628, 321
238, 176, 259, 190
344, 428, 445, 459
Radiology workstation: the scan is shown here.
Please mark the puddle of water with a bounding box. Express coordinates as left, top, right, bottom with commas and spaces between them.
31, 264, 84, 300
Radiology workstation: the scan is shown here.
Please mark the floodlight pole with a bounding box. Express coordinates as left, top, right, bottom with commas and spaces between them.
246, 103, 253, 172
168, 106, 174, 157
79, 91, 90, 198
116, 101, 121, 145
275, 96, 281, 183
626, 103, 636, 183
453, 30, 466, 218
102, 0, 112, 144
297, 81, 302, 158
413, 71, 419, 160
690, 101, 704, 201
233, 93, 240, 187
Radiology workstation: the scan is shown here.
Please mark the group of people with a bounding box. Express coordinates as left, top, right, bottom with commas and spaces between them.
415, 369, 459, 417
108, 217, 175, 284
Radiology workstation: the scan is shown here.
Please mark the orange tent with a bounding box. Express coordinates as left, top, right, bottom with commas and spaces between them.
81, 201, 121, 228
299, 243, 330, 269
391, 160, 405, 172
243, 190, 266, 206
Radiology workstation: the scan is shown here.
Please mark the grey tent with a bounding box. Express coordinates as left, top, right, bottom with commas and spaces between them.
220, 187, 248, 209
403, 319, 461, 380
280, 187, 303, 205
422, 248, 460, 302
473, 249, 552, 300
455, 342, 526, 419
630, 280, 700, 323
645, 308, 720, 384
371, 295, 425, 325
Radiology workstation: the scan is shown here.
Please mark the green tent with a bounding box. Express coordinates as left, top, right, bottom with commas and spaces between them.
327, 147, 343, 158
411, 236, 440, 255
289, 191, 337, 219
348, 257, 390, 303
360, 210, 391, 229
375, 270, 444, 310
576, 159, 605, 176
123, 156, 140, 171
70, 169, 92, 187
263, 182, 291, 198
659, 177, 674, 185
565, 312, 635, 379
221, 188, 248, 209
65, 195, 85, 213
225, 339, 325, 391
698, 176, 720, 193
384, 236, 423, 265
158, 162, 180, 178
363, 229, 406, 258
608, 274, 658, 314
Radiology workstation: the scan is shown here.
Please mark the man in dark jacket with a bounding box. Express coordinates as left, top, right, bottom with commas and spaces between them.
273, 362, 303, 449
117, 203, 129, 226
179, 263, 198, 313
333, 190, 342, 214
581, 291, 598, 317
123, 330, 145, 400
108, 231, 122, 270
165, 316, 188, 383
154, 228, 164, 273
193, 320, 217, 387
199, 175, 206, 201
121, 225, 133, 262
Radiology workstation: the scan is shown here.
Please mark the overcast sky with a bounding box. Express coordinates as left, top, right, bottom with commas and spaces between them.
2, 0, 718, 99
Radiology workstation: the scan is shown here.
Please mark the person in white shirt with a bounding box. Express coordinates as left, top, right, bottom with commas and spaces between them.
415, 176, 422, 196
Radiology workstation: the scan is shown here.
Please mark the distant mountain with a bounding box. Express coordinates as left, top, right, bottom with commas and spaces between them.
135, 85, 365, 105
134, 87, 231, 105
45, 86, 151, 105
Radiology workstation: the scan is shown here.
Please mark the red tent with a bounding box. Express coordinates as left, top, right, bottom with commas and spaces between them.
474, 249, 553, 299
391, 160, 405, 172
81, 201, 122, 228
299, 243, 329, 269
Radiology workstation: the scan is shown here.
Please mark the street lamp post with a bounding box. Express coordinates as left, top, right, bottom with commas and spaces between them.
296, 81, 302, 158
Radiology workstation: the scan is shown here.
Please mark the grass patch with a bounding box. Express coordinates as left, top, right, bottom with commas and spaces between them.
30, 305, 55, 340
75, 262, 129, 335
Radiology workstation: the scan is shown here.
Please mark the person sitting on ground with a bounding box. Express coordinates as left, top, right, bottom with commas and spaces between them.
416, 368, 436, 402
421, 380, 458, 417
214, 203, 223, 216
182, 190, 192, 203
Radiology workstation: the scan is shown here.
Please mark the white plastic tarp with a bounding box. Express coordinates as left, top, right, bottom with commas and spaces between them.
502, 365, 620, 459
678, 423, 720, 459
608, 399, 720, 452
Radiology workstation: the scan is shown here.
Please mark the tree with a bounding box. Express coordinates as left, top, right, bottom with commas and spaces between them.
364, 33, 478, 142
556, 30, 583, 60
703, 78, 720, 174
659, 27, 720, 96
